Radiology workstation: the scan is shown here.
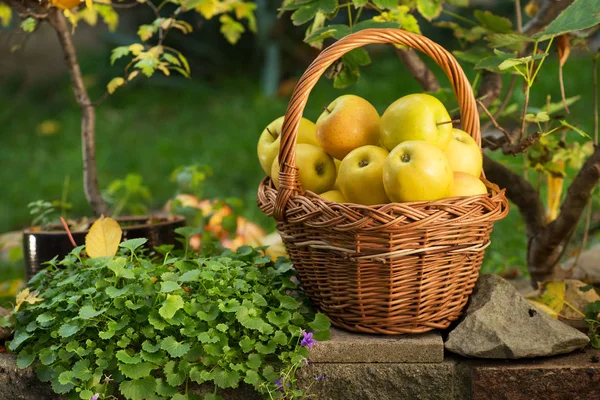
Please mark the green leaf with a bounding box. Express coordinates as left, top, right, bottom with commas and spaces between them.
36, 313, 54, 324
525, 111, 550, 123
119, 362, 158, 379
251, 293, 267, 307
160, 281, 182, 293
333, 67, 358, 89
120, 377, 157, 400
39, 348, 57, 365
58, 321, 82, 338
343, 48, 371, 75
213, 368, 240, 389
219, 299, 240, 313
219, 14, 245, 44
317, 0, 337, 13
580, 285, 596, 293
142, 340, 161, 353
453, 47, 494, 65
247, 353, 262, 370
277, 295, 298, 310
116, 350, 142, 365
20, 17, 36, 33
120, 238, 148, 253
16, 350, 35, 369
416, 0, 442, 21
271, 330, 288, 345
106, 285, 129, 298
239, 337, 255, 353
372, 0, 396, 9
78, 305, 105, 319
292, 2, 319, 26
108, 258, 135, 279
352, 20, 401, 32
134, 58, 160, 78
497, 53, 546, 71
244, 370, 261, 385
236, 306, 273, 334
165, 360, 186, 386
266, 310, 291, 328
72, 359, 92, 381
309, 313, 331, 331
178, 269, 201, 282
486, 33, 535, 51
156, 378, 179, 396
474, 10, 513, 33
352, 0, 367, 6
536, 0, 600, 40
159, 294, 184, 319
161, 335, 191, 357
255, 341, 276, 354
111, 46, 130, 65
474, 50, 518, 71
80, 390, 94, 400
560, 120, 591, 138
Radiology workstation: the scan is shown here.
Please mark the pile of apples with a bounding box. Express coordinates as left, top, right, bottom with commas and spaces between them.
257, 93, 486, 205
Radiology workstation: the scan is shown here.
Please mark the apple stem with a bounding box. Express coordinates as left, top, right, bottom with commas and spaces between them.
322, 106, 332, 114
266, 127, 277, 139
437, 119, 460, 126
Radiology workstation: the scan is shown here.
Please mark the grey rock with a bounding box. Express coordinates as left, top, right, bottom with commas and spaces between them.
445, 274, 590, 359
0, 354, 59, 400
567, 244, 600, 284
309, 328, 444, 363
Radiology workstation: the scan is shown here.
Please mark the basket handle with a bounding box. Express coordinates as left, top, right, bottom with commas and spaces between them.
274, 28, 480, 221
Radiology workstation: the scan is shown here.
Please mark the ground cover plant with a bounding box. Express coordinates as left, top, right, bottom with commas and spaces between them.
4, 219, 330, 400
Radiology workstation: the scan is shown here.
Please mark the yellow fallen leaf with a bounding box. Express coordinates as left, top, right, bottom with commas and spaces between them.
527, 299, 558, 319
15, 288, 43, 312
86, 216, 122, 258
532, 280, 565, 314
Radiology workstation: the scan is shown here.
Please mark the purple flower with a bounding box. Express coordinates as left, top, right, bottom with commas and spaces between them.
315, 373, 327, 381
300, 330, 317, 349
275, 378, 290, 392
90, 394, 100, 400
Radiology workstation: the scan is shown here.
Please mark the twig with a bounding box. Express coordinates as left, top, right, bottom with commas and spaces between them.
594, 57, 598, 145
515, 0, 523, 33
519, 84, 530, 143
477, 99, 513, 144
59, 217, 78, 248
395, 48, 440, 92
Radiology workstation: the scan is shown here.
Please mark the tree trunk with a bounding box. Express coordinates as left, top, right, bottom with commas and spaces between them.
49, 9, 108, 217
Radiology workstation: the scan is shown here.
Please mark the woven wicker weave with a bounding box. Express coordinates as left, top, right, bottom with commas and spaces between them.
257, 28, 509, 334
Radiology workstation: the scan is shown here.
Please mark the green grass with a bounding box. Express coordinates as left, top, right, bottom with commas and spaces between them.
1, 48, 598, 277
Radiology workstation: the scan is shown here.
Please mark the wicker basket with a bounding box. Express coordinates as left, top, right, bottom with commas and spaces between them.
257, 28, 509, 334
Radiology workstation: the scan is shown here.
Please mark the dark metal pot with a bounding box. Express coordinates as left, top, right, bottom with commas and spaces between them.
22, 215, 186, 280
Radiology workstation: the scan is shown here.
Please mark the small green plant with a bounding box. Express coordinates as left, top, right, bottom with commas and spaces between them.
103, 173, 152, 218
7, 234, 330, 400
582, 285, 600, 349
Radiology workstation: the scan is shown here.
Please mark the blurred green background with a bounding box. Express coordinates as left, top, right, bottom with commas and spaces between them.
1, 0, 599, 290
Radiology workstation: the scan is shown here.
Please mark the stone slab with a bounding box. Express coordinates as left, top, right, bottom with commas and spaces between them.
469, 348, 600, 400
297, 360, 466, 400
309, 327, 444, 363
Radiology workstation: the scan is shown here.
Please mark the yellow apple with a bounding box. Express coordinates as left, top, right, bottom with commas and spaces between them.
319, 190, 346, 203
380, 93, 452, 151
444, 128, 483, 177
271, 144, 336, 194
383, 140, 453, 202
257, 116, 318, 176
338, 145, 390, 205
332, 158, 341, 190
448, 172, 487, 197
316, 95, 380, 160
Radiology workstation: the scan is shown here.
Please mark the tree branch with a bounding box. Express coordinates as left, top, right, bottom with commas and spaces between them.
395, 48, 440, 92
476, 71, 503, 114
523, 0, 575, 35
483, 155, 546, 239
528, 145, 600, 283
48, 9, 108, 217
